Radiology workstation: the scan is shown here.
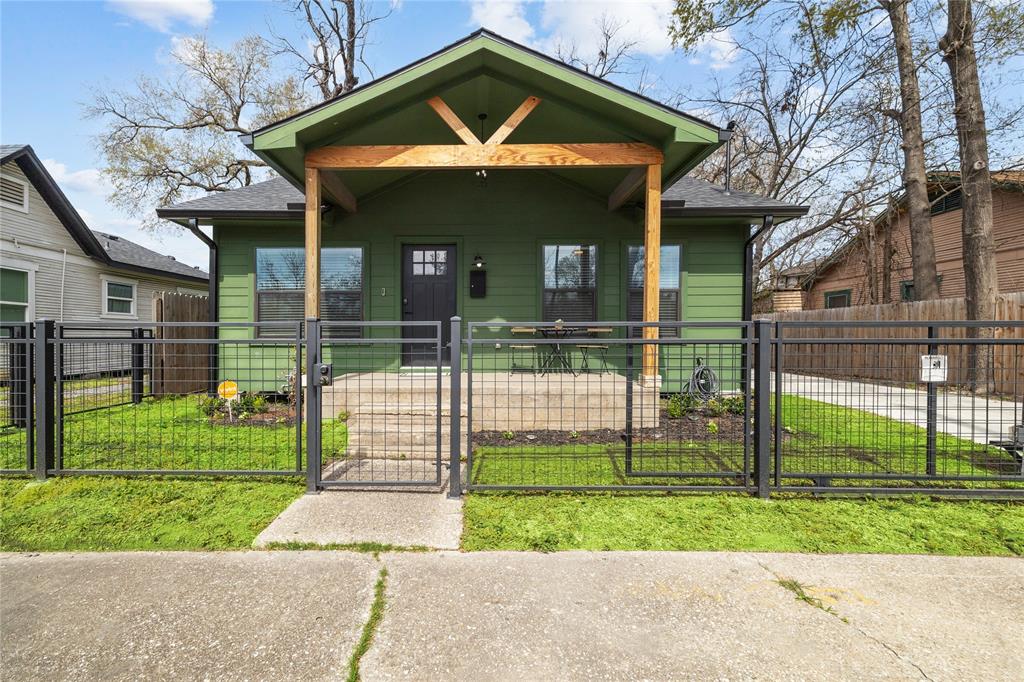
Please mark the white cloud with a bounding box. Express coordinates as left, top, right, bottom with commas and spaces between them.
42, 159, 112, 198
466, 1, 737, 69
106, 0, 214, 33
469, 0, 536, 44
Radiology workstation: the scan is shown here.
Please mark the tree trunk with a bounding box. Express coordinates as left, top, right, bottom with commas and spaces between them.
940, 0, 998, 392
881, 0, 940, 301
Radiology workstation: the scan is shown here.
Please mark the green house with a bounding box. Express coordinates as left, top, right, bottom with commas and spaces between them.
158, 30, 805, 390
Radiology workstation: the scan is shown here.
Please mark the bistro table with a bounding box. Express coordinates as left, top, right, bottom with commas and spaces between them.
537, 325, 579, 375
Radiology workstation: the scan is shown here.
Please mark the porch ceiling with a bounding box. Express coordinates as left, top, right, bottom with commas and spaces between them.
246, 31, 725, 204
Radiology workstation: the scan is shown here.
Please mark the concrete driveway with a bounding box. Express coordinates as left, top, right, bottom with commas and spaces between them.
3, 550, 1022, 681
779, 373, 1022, 445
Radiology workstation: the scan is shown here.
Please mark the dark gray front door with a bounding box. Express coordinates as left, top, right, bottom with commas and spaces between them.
402, 245, 456, 365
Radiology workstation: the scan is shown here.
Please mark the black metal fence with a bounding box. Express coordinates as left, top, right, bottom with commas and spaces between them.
3, 317, 1022, 499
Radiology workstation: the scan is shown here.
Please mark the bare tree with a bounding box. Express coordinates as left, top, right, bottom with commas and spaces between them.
87, 36, 308, 226
88, 2, 392, 228
940, 0, 998, 390
272, 0, 395, 100
878, 0, 940, 300
554, 14, 640, 80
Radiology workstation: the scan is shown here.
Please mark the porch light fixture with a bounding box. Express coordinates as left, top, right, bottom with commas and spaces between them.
473, 254, 486, 269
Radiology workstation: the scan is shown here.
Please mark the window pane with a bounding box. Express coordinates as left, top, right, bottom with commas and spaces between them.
627, 245, 680, 288
1, 268, 28, 303
321, 248, 362, 290
542, 290, 594, 322
627, 291, 680, 337
0, 302, 27, 322
257, 248, 305, 290
107, 298, 132, 314
543, 245, 596, 288
106, 282, 134, 300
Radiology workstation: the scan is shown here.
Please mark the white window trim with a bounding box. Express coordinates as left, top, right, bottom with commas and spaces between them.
100, 275, 139, 319
0, 173, 29, 213
0, 259, 37, 322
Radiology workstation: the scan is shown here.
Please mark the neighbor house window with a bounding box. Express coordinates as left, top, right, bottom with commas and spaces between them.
0, 267, 31, 322
930, 189, 962, 216
626, 244, 682, 337
101, 276, 137, 317
824, 289, 851, 309
255, 247, 363, 338
0, 174, 28, 213
542, 244, 597, 322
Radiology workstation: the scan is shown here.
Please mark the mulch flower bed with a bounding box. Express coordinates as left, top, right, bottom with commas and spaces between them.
474, 407, 749, 447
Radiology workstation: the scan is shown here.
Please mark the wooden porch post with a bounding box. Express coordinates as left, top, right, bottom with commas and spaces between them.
643, 164, 662, 378
304, 168, 321, 318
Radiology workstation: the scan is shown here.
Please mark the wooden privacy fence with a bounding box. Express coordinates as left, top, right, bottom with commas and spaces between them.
762, 294, 1024, 395
151, 292, 210, 396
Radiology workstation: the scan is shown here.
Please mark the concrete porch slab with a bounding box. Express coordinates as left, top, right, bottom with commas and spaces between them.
253, 491, 463, 550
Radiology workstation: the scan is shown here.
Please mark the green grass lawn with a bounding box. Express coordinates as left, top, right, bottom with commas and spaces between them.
0, 476, 304, 551
469, 394, 1023, 489
462, 493, 1024, 555
0, 395, 348, 472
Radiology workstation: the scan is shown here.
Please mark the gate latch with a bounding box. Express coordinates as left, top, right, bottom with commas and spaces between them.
317, 363, 333, 386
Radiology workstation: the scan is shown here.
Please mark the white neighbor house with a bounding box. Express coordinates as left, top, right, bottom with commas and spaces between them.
1, 145, 207, 327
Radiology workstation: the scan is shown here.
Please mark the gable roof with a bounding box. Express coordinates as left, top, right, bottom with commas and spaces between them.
243, 29, 730, 203
2, 144, 206, 283
157, 173, 807, 223
91, 230, 207, 280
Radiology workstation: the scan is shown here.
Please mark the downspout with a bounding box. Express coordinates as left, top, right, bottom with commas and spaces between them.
743, 214, 774, 322
185, 218, 218, 394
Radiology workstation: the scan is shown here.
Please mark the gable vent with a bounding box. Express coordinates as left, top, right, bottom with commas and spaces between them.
1, 175, 28, 210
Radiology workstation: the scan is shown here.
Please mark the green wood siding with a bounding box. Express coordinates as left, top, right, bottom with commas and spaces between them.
213, 171, 747, 391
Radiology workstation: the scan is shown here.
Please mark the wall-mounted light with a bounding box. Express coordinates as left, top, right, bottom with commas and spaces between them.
473, 254, 486, 269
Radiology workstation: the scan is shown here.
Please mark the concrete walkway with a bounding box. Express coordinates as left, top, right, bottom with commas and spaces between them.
779, 373, 1022, 445
3, 551, 1022, 681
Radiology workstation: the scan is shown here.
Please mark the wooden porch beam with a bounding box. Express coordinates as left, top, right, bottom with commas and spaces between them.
486, 96, 542, 145
426, 96, 482, 145
304, 167, 321, 318
319, 171, 357, 213
643, 163, 662, 378
607, 167, 646, 211
306, 143, 663, 170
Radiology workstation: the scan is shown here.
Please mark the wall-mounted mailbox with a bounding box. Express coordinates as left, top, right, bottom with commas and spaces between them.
469, 270, 487, 298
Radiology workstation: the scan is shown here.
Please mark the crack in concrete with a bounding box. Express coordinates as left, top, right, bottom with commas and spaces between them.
346, 557, 389, 682
757, 561, 933, 681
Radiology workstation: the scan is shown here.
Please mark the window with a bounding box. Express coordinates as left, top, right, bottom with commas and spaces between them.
930, 189, 962, 216
1, 267, 30, 322
901, 275, 942, 302
824, 289, 851, 308
256, 247, 363, 338
0, 174, 28, 212
542, 244, 597, 322
101, 276, 137, 317
410, 249, 448, 276
626, 244, 682, 337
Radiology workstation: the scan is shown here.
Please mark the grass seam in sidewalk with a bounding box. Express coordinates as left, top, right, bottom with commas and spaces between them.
348, 565, 389, 682
262, 541, 433, 556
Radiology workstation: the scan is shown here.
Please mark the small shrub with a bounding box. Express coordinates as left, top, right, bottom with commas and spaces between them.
721, 395, 746, 415
666, 393, 700, 419
569, 431, 581, 440
502, 430, 515, 440
337, 410, 349, 422
704, 398, 726, 417
198, 396, 226, 416
706, 420, 719, 435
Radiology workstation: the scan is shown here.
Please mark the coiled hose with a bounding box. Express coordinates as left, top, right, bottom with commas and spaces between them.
685, 357, 720, 401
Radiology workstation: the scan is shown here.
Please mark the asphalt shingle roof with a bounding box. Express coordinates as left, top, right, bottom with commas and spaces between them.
92, 231, 208, 280
160, 175, 806, 217
662, 176, 805, 213
159, 177, 303, 216
1, 144, 29, 160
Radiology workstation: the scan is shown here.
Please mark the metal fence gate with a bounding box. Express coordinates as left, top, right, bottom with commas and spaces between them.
306, 320, 445, 489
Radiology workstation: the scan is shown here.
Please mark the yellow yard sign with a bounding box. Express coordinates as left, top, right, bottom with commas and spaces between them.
217, 380, 239, 400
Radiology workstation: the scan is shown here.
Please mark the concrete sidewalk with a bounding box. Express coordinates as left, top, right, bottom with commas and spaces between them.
3, 551, 1022, 681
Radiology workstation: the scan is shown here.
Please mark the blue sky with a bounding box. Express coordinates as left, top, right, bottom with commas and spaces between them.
2, 0, 731, 268
2, 1, 1019, 270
